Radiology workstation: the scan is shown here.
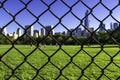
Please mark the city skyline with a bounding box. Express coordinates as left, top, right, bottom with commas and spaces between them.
1, 20, 119, 40
1, 9, 119, 39
1, 11, 119, 36
0, 0, 119, 33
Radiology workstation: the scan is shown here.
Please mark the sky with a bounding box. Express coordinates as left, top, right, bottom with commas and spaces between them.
0, 0, 119, 33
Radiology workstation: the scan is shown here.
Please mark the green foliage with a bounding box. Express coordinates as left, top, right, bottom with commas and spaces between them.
97, 31, 109, 44
112, 27, 120, 43
0, 27, 120, 45
0, 34, 11, 44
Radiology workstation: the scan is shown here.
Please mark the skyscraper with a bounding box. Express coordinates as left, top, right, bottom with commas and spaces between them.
62, 31, 66, 35
75, 28, 82, 37
113, 23, 119, 29
110, 22, 113, 30
67, 29, 75, 36
89, 27, 94, 32
45, 25, 54, 35
84, 10, 89, 29
3, 27, 7, 36
34, 30, 39, 37
99, 23, 106, 32
38, 30, 41, 36
25, 25, 34, 36
13, 32, 18, 39
41, 28, 44, 36
17, 28, 22, 37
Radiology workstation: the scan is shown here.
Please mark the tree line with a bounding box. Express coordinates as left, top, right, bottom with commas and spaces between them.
0, 27, 120, 45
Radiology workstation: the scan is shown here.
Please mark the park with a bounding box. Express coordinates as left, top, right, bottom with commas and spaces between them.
0, 24, 120, 79
0, 45, 119, 79
0, 0, 120, 79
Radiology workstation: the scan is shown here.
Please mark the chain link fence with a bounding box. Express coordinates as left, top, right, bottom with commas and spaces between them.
0, 0, 120, 79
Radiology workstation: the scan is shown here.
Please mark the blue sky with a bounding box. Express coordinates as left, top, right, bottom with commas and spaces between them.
0, 0, 119, 33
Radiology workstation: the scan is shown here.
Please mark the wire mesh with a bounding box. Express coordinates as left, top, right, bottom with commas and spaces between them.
0, 0, 120, 79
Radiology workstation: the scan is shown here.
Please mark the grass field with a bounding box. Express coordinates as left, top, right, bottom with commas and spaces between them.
0, 45, 120, 80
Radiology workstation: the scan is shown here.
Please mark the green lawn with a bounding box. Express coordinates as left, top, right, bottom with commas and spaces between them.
0, 45, 120, 80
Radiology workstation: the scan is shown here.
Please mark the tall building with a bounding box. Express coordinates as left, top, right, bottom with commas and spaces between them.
110, 22, 113, 30
45, 25, 54, 35
99, 23, 106, 32
62, 31, 66, 35
41, 28, 44, 36
55, 32, 61, 35
113, 23, 119, 29
2, 27, 7, 36
89, 27, 94, 32
34, 30, 39, 37
25, 25, 34, 36
67, 29, 76, 36
13, 32, 18, 39
17, 28, 22, 37
84, 10, 89, 29
8, 33, 13, 37
38, 30, 41, 36
75, 28, 82, 37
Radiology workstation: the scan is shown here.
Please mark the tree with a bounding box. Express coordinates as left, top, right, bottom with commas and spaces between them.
112, 27, 120, 43
98, 31, 109, 44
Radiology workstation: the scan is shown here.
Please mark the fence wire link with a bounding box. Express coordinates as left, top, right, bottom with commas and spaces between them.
0, 0, 120, 79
